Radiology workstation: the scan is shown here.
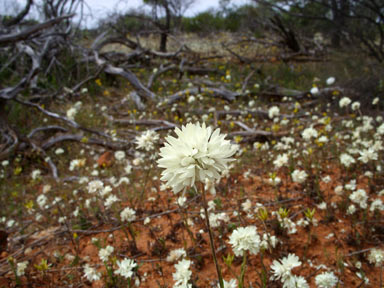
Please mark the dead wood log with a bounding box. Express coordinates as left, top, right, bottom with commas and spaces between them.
94, 51, 156, 102
128, 91, 146, 110
0, 38, 52, 100
0, 14, 74, 45
147, 64, 176, 89
166, 87, 239, 104
41, 133, 131, 151
27, 125, 68, 138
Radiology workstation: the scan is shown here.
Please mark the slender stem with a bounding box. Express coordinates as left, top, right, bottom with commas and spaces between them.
201, 184, 224, 288
239, 252, 247, 288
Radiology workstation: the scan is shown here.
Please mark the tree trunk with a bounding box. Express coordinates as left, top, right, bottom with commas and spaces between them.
160, 32, 168, 52
159, 4, 171, 52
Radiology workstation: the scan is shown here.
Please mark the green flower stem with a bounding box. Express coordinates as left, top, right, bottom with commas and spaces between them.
239, 252, 247, 288
201, 184, 224, 288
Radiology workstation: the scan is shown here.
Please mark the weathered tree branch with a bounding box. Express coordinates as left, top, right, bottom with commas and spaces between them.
0, 14, 74, 45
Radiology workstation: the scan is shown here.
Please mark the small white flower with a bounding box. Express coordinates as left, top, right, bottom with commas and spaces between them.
242, 199, 252, 212
157, 123, 237, 194
124, 163, 133, 174
177, 196, 187, 207
55, 148, 64, 155
229, 226, 261, 256
268, 106, 280, 119
173, 259, 192, 287
358, 148, 378, 163
351, 101, 360, 111
347, 204, 356, 215
367, 248, 384, 266
310, 87, 319, 95
339, 97, 351, 108
286, 275, 309, 288
66, 107, 78, 120
187, 96, 196, 103
221, 279, 237, 288
31, 169, 41, 180
302, 127, 318, 141
99, 246, 114, 262
322, 175, 331, 183
315, 271, 338, 288
208, 212, 229, 228
16, 261, 28, 276
291, 170, 308, 184
274, 154, 288, 169
114, 151, 126, 161
270, 253, 301, 283
114, 258, 137, 279
370, 199, 384, 212
166, 248, 187, 262
83, 264, 101, 282
144, 217, 151, 225
104, 194, 120, 209
88, 180, 104, 194
37, 194, 48, 209
120, 207, 136, 222
340, 153, 355, 167
326, 77, 335, 85
349, 189, 368, 209
135, 130, 159, 151
317, 202, 327, 210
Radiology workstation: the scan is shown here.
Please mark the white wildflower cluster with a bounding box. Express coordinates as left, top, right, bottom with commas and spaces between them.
268, 106, 280, 119
310, 86, 319, 95
367, 248, 384, 266
157, 123, 237, 193
16, 261, 29, 276
326, 77, 335, 85
36, 194, 48, 209
114, 150, 126, 162
273, 153, 289, 169
114, 258, 137, 279
135, 130, 160, 151
208, 212, 230, 228
291, 169, 308, 184
98, 245, 114, 262
120, 207, 136, 222
349, 189, 368, 209
228, 226, 261, 256
83, 264, 101, 282
260, 232, 278, 250
173, 259, 193, 288
166, 248, 187, 262
273, 211, 297, 234
302, 127, 318, 141
339, 97, 351, 108
370, 198, 384, 212
358, 148, 378, 163
31, 169, 41, 180
69, 158, 86, 171
87, 180, 113, 198
104, 194, 120, 209
66, 101, 82, 120
351, 101, 360, 111
340, 153, 355, 167
220, 279, 237, 288
270, 254, 308, 288
315, 271, 338, 288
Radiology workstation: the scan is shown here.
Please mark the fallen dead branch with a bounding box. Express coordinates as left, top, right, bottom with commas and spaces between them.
166, 87, 240, 104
